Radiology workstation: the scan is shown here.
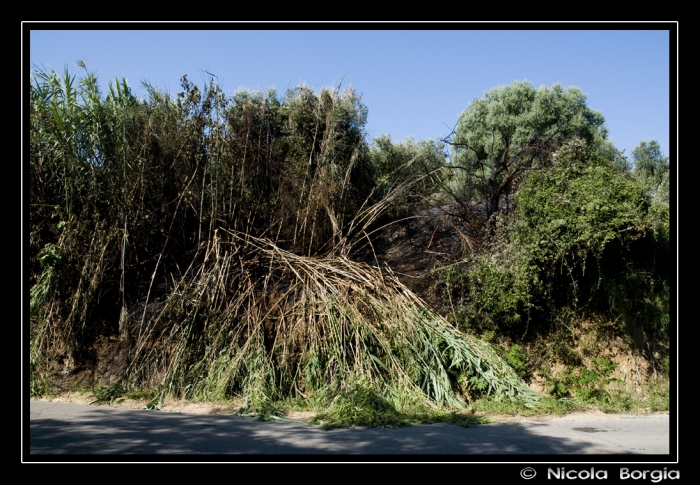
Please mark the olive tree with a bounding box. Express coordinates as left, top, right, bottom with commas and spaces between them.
447, 80, 607, 221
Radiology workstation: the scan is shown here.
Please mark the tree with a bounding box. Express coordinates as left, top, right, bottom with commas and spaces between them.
594, 134, 631, 174
631, 140, 669, 203
369, 135, 447, 217
446, 81, 607, 222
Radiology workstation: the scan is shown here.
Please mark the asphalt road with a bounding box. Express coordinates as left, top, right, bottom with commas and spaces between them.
27, 400, 671, 457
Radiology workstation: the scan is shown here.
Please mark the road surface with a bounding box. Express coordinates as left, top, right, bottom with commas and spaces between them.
27, 400, 671, 457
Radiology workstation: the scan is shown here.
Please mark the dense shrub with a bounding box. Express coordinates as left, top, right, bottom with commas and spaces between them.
443, 138, 669, 341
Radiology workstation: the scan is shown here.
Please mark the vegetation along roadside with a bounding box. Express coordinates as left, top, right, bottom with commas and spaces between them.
29, 66, 671, 428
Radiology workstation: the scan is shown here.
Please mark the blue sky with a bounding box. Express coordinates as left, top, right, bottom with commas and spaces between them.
27, 26, 674, 160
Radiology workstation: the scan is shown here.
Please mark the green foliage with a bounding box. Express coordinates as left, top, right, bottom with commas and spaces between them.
469, 375, 488, 390
541, 358, 622, 406
515, 139, 648, 268
631, 140, 669, 203
308, 377, 411, 429
644, 377, 670, 412
143, 397, 164, 410
537, 356, 668, 414
498, 344, 531, 381
30, 244, 63, 314
123, 387, 160, 401
370, 135, 447, 216
594, 135, 631, 174
29, 353, 55, 398
450, 80, 607, 218
234, 387, 285, 421
90, 383, 126, 405
471, 372, 668, 416
513, 139, 669, 338
598, 267, 670, 341
440, 136, 669, 354
466, 254, 536, 330
307, 376, 488, 429
442, 240, 539, 335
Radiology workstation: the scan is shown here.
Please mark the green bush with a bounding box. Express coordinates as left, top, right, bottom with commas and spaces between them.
514, 139, 648, 281
513, 139, 668, 337
498, 343, 531, 381
440, 138, 669, 343
442, 246, 538, 335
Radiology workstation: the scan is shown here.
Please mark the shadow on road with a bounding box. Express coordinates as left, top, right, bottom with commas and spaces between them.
27, 401, 668, 459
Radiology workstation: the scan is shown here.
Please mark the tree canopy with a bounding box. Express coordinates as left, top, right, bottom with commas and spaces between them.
448, 80, 607, 220
369, 135, 447, 216
631, 139, 670, 204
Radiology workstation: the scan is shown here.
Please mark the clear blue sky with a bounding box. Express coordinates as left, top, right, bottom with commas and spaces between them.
27, 26, 674, 160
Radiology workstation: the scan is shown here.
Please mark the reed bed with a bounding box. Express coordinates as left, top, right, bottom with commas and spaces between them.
29, 66, 539, 423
